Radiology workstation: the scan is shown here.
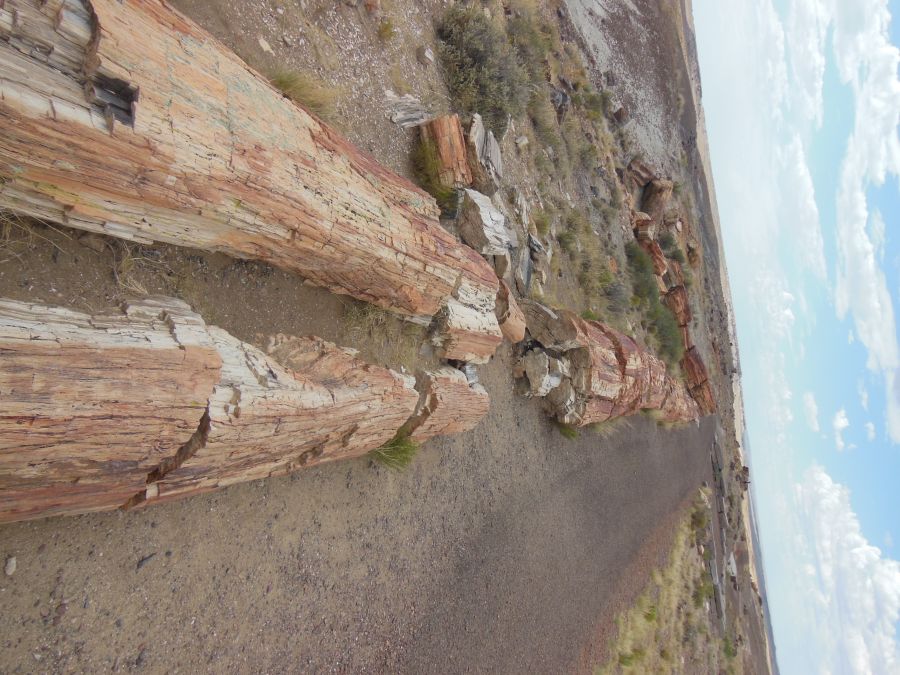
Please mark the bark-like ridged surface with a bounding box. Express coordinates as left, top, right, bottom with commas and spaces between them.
419, 114, 473, 188
0, 298, 221, 522
404, 367, 490, 443
0, 0, 500, 360
0, 299, 495, 523
517, 302, 699, 426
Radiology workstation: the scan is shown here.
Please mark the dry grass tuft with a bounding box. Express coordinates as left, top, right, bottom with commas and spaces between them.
269, 69, 339, 121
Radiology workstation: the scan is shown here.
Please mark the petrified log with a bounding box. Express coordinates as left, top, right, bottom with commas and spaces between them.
419, 114, 473, 188
641, 239, 668, 276
632, 211, 656, 241
495, 280, 526, 344
641, 179, 674, 223
466, 113, 503, 195
665, 285, 692, 327
0, 298, 495, 523
680, 346, 716, 415
0, 297, 221, 522
403, 367, 490, 443
458, 189, 511, 257
516, 302, 699, 426
626, 158, 657, 191
0, 0, 500, 359
140, 333, 419, 506
432, 295, 504, 364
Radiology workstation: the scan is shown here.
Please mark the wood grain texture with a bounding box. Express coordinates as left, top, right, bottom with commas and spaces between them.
419, 114, 473, 188
404, 367, 490, 443
141, 334, 420, 506
517, 302, 699, 426
0, 297, 221, 523
0, 0, 500, 359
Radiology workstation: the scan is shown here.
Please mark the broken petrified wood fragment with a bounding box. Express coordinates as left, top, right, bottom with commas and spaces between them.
403, 367, 490, 443
495, 280, 526, 344
641, 179, 674, 223
419, 114, 473, 188
0, 298, 494, 523
432, 295, 504, 364
466, 113, 503, 195
516, 302, 700, 426
458, 189, 512, 257
681, 346, 716, 415
0, 0, 500, 358
664, 285, 692, 327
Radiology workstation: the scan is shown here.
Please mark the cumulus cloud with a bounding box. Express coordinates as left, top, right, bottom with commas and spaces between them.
824, 0, 900, 442
786, 0, 830, 125
834, 408, 850, 450
777, 136, 827, 279
859, 379, 870, 410
803, 392, 821, 432
794, 466, 900, 673
866, 422, 877, 441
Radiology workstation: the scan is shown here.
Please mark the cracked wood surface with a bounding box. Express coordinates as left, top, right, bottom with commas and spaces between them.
0, 0, 500, 361
2, 299, 499, 523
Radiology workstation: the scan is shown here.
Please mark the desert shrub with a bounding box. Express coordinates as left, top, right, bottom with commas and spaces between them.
527, 89, 562, 151
692, 576, 714, 607
532, 209, 552, 236
370, 433, 419, 470
436, 6, 528, 135
604, 281, 628, 314
625, 243, 684, 365
625, 242, 657, 302
269, 69, 339, 121
506, 0, 553, 84
377, 19, 396, 41
556, 228, 576, 254
658, 231, 676, 251
411, 138, 457, 213
556, 422, 579, 440
581, 309, 600, 321
669, 247, 687, 264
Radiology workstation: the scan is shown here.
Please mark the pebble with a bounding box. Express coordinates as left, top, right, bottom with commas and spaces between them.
4, 556, 16, 576
258, 37, 275, 55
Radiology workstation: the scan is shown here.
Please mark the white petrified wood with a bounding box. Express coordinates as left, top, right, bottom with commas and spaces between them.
0, 0, 500, 360
458, 189, 512, 257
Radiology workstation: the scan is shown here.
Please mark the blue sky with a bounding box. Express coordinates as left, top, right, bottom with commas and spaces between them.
694, 0, 900, 672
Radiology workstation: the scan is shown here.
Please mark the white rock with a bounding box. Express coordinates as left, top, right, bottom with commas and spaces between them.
4, 556, 16, 576
258, 37, 275, 55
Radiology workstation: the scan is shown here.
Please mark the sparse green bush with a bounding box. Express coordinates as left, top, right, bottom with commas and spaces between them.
436, 6, 528, 135
506, 0, 552, 84
658, 231, 676, 251
532, 209, 552, 236
556, 422, 579, 440
669, 247, 687, 264
528, 89, 562, 151
269, 69, 339, 121
581, 309, 600, 321
643, 605, 658, 622
377, 19, 396, 41
370, 433, 419, 470
411, 138, 457, 213
625, 242, 684, 365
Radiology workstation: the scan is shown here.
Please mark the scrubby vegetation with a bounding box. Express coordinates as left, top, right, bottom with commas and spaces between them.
595, 494, 743, 674
269, 69, 339, 121
436, 6, 529, 135
625, 242, 684, 366
370, 433, 419, 470
411, 138, 458, 213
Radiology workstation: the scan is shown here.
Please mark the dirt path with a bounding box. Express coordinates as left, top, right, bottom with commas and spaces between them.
0, 343, 712, 673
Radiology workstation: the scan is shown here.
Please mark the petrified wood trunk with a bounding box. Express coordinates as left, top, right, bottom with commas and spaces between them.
641, 179, 674, 223
4, 298, 511, 522
517, 302, 699, 426
0, 298, 221, 522
0, 0, 500, 360
419, 114, 473, 188
495, 280, 526, 344
403, 367, 490, 443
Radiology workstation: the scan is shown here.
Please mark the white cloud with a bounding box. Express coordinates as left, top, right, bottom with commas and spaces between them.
793, 466, 900, 673
859, 379, 870, 410
866, 422, 877, 441
834, 408, 850, 450
777, 135, 827, 279
803, 392, 821, 432
849, 330, 856, 344
786, 0, 830, 125
825, 0, 900, 443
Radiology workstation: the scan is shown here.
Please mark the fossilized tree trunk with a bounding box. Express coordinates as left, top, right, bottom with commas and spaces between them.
0, 0, 500, 360
0, 298, 494, 523
517, 302, 699, 426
